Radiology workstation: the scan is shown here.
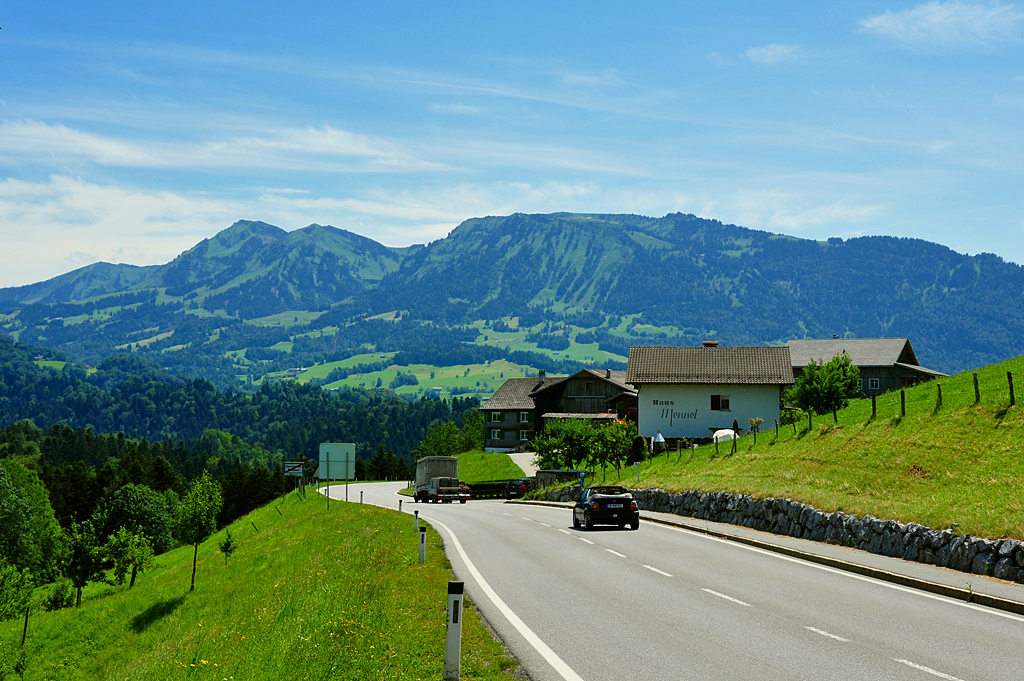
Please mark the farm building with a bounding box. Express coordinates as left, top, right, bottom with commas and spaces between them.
480, 368, 637, 452
786, 338, 946, 395
626, 343, 793, 440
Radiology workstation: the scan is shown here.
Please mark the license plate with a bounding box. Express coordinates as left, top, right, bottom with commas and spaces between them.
606, 503, 623, 508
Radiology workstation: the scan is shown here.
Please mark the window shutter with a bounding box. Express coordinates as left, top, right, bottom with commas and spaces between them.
711, 395, 721, 411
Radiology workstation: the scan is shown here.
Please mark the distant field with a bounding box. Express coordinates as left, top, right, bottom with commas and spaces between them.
556, 355, 1024, 540
33, 360, 66, 370
246, 310, 327, 327
0, 492, 519, 680
317, 358, 530, 400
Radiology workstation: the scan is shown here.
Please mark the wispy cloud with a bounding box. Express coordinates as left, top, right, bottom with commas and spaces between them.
429, 103, 482, 115
0, 120, 445, 173
859, 2, 1024, 48
745, 44, 802, 64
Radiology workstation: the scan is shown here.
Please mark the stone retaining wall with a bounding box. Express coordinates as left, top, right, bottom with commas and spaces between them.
543, 486, 1024, 584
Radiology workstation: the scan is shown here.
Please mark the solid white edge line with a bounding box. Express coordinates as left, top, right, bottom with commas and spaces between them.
606, 549, 626, 558
702, 588, 750, 606
804, 626, 849, 642
651, 522, 1024, 623
643, 565, 673, 577
424, 515, 586, 681
893, 659, 964, 680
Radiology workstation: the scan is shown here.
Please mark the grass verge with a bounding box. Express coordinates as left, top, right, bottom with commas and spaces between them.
1, 492, 519, 680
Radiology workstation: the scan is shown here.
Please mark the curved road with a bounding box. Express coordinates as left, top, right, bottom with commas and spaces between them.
331, 483, 1024, 681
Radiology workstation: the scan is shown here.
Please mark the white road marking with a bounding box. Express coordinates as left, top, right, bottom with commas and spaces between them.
805, 626, 849, 642
579, 538, 595, 545
503, 513, 514, 517
558, 529, 572, 535
423, 515, 586, 681
521, 517, 533, 521
702, 589, 750, 606
606, 549, 626, 558
893, 659, 965, 680
539, 522, 551, 527
643, 565, 673, 577
652, 522, 1024, 623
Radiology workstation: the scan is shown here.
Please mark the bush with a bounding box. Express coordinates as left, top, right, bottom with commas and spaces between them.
43, 578, 75, 612
0, 557, 33, 621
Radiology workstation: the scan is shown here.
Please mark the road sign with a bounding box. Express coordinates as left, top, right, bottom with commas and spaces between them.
284, 461, 304, 477
318, 442, 356, 481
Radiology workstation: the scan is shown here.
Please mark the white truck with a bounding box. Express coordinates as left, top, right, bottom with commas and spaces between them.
414, 456, 471, 504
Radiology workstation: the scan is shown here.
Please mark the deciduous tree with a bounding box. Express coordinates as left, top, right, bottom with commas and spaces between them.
174, 471, 223, 592
104, 527, 154, 588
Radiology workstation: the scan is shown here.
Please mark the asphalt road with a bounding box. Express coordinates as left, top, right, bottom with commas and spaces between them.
330, 483, 1024, 681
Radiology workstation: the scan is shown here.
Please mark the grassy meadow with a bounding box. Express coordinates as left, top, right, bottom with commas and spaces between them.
456, 451, 526, 484
553, 355, 1024, 540
0, 492, 519, 681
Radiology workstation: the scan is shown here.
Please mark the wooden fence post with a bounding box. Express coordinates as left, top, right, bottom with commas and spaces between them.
973, 373, 980, 404
1009, 371, 1016, 407
871, 394, 876, 418
936, 383, 942, 409
808, 410, 813, 430
900, 390, 906, 417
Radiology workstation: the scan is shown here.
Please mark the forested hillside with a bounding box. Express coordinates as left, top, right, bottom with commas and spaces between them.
2, 212, 1022, 391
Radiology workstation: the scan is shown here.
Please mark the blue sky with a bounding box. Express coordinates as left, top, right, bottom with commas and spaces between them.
1, 1, 1022, 287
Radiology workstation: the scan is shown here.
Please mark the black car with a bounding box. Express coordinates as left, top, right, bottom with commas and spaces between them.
573, 486, 640, 530
505, 478, 530, 499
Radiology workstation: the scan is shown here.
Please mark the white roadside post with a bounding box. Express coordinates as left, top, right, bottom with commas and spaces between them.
635, 461, 641, 483
414, 510, 419, 532
418, 526, 426, 564
399, 499, 403, 514
444, 581, 464, 681
360, 491, 363, 504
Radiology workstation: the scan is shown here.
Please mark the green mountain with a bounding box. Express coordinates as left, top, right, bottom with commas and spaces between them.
2, 212, 1022, 388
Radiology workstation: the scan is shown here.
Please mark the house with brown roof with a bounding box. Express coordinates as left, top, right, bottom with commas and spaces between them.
480, 368, 638, 451
626, 343, 793, 440
480, 377, 540, 452
786, 338, 946, 395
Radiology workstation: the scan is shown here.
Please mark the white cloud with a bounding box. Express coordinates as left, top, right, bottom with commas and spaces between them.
429, 103, 482, 115
859, 2, 1024, 48
731, 189, 885, 233
744, 44, 802, 64
0, 120, 445, 173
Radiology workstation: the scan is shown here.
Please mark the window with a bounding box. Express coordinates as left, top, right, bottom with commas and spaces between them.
711, 395, 731, 411
519, 430, 529, 441
868, 378, 879, 390
519, 411, 530, 423
490, 429, 502, 441
490, 411, 502, 422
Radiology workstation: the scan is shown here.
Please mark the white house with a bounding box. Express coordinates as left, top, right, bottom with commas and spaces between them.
626, 343, 793, 440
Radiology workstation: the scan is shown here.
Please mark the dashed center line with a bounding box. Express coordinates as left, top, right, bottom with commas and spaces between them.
893, 659, 964, 680
606, 549, 626, 558
579, 538, 595, 545
558, 529, 571, 535
701, 589, 750, 606
539, 522, 551, 527
805, 627, 849, 642
643, 565, 673, 577
503, 513, 513, 517
521, 517, 533, 521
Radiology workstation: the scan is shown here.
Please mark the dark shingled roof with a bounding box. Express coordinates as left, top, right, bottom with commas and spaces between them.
530, 368, 636, 397
481, 377, 551, 411
626, 346, 794, 385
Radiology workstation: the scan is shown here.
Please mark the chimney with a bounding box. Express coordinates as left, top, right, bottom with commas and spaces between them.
605, 369, 611, 379
537, 369, 546, 385
702, 340, 719, 347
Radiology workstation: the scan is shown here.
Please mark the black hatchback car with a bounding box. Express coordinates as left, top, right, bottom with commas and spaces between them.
505, 478, 530, 499
573, 486, 640, 530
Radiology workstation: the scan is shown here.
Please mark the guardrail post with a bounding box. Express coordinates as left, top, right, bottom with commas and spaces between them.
444, 581, 464, 681
419, 526, 426, 565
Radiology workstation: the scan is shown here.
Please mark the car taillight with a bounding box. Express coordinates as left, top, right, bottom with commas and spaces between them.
591, 502, 598, 510
520, 484, 526, 490
631, 501, 638, 510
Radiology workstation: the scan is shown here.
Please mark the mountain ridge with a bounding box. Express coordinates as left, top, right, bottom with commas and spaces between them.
2, 212, 1022, 385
